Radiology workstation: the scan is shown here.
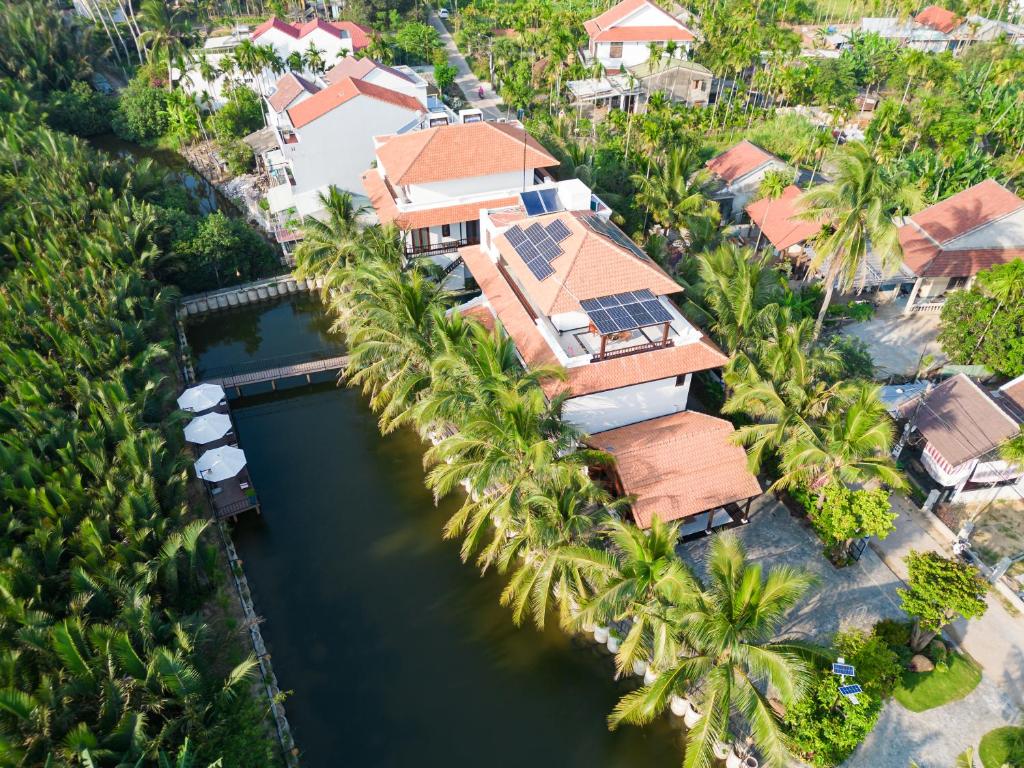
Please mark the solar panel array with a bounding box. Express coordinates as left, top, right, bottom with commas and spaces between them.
831, 663, 856, 677
578, 212, 650, 261
579, 289, 673, 335
838, 684, 863, 697
520, 188, 563, 217
504, 219, 572, 281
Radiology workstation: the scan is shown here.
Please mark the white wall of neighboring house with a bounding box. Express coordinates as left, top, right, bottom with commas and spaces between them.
722, 160, 790, 222
257, 28, 354, 63
921, 444, 1024, 503
563, 374, 692, 433
276, 99, 422, 215
402, 171, 527, 205
590, 2, 692, 68
362, 68, 429, 107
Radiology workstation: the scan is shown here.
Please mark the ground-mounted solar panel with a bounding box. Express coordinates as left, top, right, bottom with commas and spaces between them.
506, 226, 527, 247
838, 684, 863, 696
546, 219, 571, 242
832, 663, 856, 677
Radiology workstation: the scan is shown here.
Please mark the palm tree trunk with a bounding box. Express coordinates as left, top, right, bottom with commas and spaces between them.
87, 0, 124, 66
814, 273, 836, 339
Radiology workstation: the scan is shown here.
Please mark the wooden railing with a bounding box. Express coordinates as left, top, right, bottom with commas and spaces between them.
214, 496, 260, 520
406, 236, 478, 259
592, 338, 674, 363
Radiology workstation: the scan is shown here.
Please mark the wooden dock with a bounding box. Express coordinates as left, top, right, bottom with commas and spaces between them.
208, 355, 349, 392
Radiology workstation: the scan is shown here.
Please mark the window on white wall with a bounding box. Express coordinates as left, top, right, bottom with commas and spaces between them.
609, 42, 623, 58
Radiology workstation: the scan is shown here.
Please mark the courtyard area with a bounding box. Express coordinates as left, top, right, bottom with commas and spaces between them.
681, 497, 1021, 768
839, 298, 946, 379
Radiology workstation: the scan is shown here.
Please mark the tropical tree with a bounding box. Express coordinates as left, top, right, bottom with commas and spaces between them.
795, 142, 917, 336
608, 532, 816, 768
632, 144, 720, 248
138, 0, 191, 90
293, 186, 370, 286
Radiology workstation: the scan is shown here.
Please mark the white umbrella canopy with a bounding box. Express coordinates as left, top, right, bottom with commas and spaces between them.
183, 412, 233, 445
194, 446, 247, 482
177, 383, 226, 413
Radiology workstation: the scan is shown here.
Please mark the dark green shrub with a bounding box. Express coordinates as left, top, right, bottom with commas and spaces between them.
112, 78, 169, 142
45, 81, 114, 136
873, 619, 911, 649
210, 85, 262, 143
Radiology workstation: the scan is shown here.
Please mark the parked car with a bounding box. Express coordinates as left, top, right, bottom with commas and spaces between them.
438, 7, 450, 18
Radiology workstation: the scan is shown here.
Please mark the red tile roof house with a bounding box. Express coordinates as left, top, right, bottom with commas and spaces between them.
706, 141, 793, 223
896, 374, 1023, 504
896, 179, 1024, 315
251, 17, 370, 63
361, 121, 562, 285
582, 0, 696, 71
259, 68, 428, 247
456, 189, 761, 537
745, 184, 822, 261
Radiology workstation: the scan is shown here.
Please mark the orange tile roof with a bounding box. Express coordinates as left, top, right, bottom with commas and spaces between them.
268, 72, 319, 113
374, 122, 557, 185
585, 0, 692, 38
324, 57, 414, 85
590, 411, 761, 528
496, 210, 682, 315
361, 169, 518, 229
914, 4, 960, 33
706, 140, 780, 184
252, 16, 369, 47
287, 76, 422, 129
897, 180, 1024, 277
745, 185, 822, 251
460, 245, 728, 398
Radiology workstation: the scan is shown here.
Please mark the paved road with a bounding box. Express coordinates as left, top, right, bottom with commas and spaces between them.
426, 10, 505, 119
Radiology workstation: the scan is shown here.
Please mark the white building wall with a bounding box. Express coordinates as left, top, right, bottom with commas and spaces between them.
724, 160, 790, 221
363, 69, 429, 107
285, 99, 421, 207
563, 375, 691, 433
594, 40, 688, 69
403, 171, 529, 205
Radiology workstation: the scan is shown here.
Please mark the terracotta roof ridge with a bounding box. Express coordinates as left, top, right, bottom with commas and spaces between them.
940, 205, 1024, 248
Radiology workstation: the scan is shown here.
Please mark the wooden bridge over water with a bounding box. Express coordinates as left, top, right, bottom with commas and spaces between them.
204, 352, 349, 395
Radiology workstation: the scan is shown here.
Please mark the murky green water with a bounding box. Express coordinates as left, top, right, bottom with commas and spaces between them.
188, 297, 680, 768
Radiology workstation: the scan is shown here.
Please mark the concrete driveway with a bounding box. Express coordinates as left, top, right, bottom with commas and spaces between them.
840, 300, 946, 379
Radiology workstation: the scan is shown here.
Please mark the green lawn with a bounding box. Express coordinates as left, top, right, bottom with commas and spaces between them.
980, 726, 1024, 768
894, 653, 982, 712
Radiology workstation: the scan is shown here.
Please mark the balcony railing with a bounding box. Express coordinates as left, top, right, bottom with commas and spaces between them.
591, 338, 674, 363
406, 236, 478, 259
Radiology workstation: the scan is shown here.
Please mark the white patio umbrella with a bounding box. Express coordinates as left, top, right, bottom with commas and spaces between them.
176, 383, 226, 413
183, 412, 233, 445
194, 446, 247, 483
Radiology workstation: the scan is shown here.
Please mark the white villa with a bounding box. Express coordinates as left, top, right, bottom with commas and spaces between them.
251, 16, 370, 63
362, 120, 572, 283
582, 0, 695, 71
455, 186, 762, 536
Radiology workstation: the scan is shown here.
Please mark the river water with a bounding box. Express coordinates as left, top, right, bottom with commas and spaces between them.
186, 296, 680, 768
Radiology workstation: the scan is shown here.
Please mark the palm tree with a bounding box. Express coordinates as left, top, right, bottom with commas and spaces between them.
1000, 427, 1024, 471
567, 518, 698, 676
632, 144, 720, 248
794, 142, 910, 337
775, 382, 905, 492
691, 243, 781, 354
293, 186, 370, 286
138, 0, 190, 90
608, 532, 815, 768
303, 42, 326, 75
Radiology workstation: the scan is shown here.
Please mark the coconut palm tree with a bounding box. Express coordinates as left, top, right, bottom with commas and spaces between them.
608, 532, 816, 768
293, 186, 370, 286
631, 144, 720, 248
567, 517, 698, 676
138, 0, 191, 90
775, 382, 905, 492
794, 142, 914, 337
303, 42, 326, 74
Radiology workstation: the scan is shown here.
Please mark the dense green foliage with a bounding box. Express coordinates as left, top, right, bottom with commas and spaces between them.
804, 484, 896, 559
938, 261, 1024, 378
784, 627, 902, 767
979, 726, 1024, 768
898, 551, 988, 651
113, 77, 171, 142
0, 101, 276, 765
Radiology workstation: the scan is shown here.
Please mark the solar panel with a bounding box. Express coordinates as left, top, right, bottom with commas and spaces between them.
525, 257, 553, 280
581, 289, 674, 335
832, 663, 856, 677
520, 190, 545, 217
546, 219, 571, 242
506, 226, 527, 247
579, 213, 650, 261
538, 187, 561, 213
838, 684, 863, 696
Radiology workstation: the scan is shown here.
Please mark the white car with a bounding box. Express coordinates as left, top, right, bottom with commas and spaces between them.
438, 7, 450, 18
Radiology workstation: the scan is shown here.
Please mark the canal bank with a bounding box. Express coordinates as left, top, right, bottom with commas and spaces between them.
187, 295, 681, 767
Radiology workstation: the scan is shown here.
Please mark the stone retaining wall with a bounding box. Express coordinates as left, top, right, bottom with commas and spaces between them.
178, 274, 325, 318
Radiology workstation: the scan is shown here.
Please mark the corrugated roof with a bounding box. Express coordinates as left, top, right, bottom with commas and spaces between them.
590, 411, 761, 528
374, 122, 557, 185
745, 185, 822, 251
913, 374, 1020, 467
460, 245, 728, 398
706, 140, 781, 184
287, 75, 422, 128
